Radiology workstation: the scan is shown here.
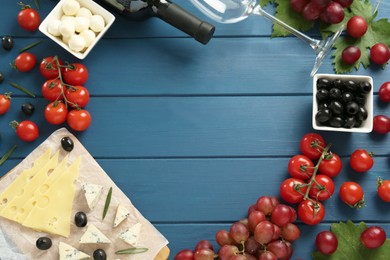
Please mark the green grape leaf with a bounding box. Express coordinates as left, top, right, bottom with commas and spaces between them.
313, 220, 390, 260
260, 0, 273, 7
273, 0, 314, 37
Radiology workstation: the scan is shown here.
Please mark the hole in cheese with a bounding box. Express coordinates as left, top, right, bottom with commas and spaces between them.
1, 198, 7, 205
37, 195, 50, 208
39, 184, 50, 193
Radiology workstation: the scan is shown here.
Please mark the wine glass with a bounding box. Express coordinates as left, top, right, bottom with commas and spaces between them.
189, 0, 344, 76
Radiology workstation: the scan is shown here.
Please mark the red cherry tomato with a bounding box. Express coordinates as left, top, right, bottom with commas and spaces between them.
280, 178, 308, 204
11, 120, 39, 142
300, 133, 326, 160
44, 101, 68, 125
297, 200, 325, 225
377, 178, 390, 203
63, 63, 89, 85
318, 152, 342, 178
339, 181, 365, 208
14, 52, 36, 72
65, 86, 90, 108
309, 174, 335, 201
17, 4, 40, 32
288, 155, 314, 180
42, 79, 65, 102
67, 109, 91, 131
349, 149, 374, 172
39, 56, 64, 79
0, 93, 11, 115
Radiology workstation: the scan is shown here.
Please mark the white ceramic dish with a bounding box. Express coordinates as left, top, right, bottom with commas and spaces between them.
313, 73, 373, 133
39, 0, 115, 59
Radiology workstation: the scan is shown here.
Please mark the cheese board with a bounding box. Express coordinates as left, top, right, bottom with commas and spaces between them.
0, 128, 169, 260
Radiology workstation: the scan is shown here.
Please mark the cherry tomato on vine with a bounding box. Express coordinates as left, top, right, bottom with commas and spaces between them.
17, 4, 40, 32
0, 93, 11, 115
297, 200, 325, 225
65, 86, 90, 108
309, 174, 335, 201
318, 152, 342, 178
42, 79, 64, 102
10, 120, 39, 142
288, 155, 314, 180
67, 109, 91, 131
346, 16, 368, 38
44, 101, 68, 125
39, 56, 64, 79
63, 63, 89, 85
339, 181, 365, 208
377, 178, 390, 203
280, 178, 308, 204
300, 133, 326, 160
14, 52, 36, 72
349, 149, 374, 172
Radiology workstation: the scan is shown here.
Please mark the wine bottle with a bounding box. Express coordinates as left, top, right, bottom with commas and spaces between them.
95, 0, 215, 44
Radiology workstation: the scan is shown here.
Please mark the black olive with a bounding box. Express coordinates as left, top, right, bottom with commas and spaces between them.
329, 116, 344, 127
333, 79, 345, 88
21, 102, 35, 116
316, 89, 329, 102
0, 72, 4, 83
345, 80, 358, 92
329, 101, 344, 115
315, 109, 331, 123
355, 93, 366, 105
357, 106, 368, 121
36, 237, 52, 250
2, 36, 13, 51
359, 81, 372, 94
318, 103, 329, 110
93, 249, 107, 260
344, 117, 356, 128
74, 211, 88, 227
61, 136, 74, 152
329, 88, 342, 100
317, 78, 332, 89
346, 102, 359, 116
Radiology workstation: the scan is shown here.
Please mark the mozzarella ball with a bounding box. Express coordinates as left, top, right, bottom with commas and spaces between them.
76, 7, 92, 19
47, 19, 61, 36
62, 0, 80, 16
62, 35, 72, 44
68, 34, 86, 52
74, 16, 90, 33
61, 15, 75, 22
89, 15, 105, 33
59, 19, 75, 38
79, 29, 96, 47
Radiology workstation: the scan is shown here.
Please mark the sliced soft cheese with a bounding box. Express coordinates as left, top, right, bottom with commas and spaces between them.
82, 183, 103, 211
22, 157, 81, 237
0, 149, 52, 211
0, 150, 59, 221
119, 222, 142, 247
59, 241, 90, 260
113, 204, 130, 228
79, 224, 111, 244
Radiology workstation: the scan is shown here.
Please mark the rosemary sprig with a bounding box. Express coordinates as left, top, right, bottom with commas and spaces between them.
19, 40, 42, 53
102, 187, 112, 220
0, 145, 17, 166
9, 82, 36, 98
115, 247, 148, 255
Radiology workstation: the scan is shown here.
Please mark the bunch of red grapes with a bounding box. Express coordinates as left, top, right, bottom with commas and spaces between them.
290, 0, 353, 24
174, 196, 300, 260
280, 133, 342, 225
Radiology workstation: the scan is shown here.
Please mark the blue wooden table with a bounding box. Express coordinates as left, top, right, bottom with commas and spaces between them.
1, 0, 390, 259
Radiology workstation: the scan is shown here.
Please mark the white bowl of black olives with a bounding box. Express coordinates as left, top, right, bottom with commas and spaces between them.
313, 74, 373, 133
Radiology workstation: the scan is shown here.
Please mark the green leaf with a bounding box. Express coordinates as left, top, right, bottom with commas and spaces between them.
102, 187, 112, 220
260, 0, 273, 7
272, 0, 314, 37
313, 220, 390, 260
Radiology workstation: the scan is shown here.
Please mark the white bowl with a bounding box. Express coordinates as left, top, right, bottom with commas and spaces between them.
39, 0, 115, 59
312, 74, 373, 133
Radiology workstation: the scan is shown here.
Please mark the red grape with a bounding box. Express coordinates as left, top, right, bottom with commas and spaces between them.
218, 245, 239, 260
270, 204, 293, 227
254, 220, 274, 244
373, 115, 390, 134
379, 82, 390, 102
315, 231, 338, 255
216, 230, 235, 246
333, 0, 353, 8
194, 248, 214, 260
281, 223, 301, 242
302, 2, 322, 21
321, 2, 345, 24
370, 43, 390, 65
347, 16, 368, 38
229, 222, 249, 244
256, 196, 279, 215
342, 46, 361, 64
360, 226, 387, 249
267, 240, 289, 259
290, 0, 310, 13
312, 0, 331, 9
248, 210, 266, 232
174, 249, 195, 260
258, 251, 277, 260
195, 240, 213, 252
244, 236, 261, 255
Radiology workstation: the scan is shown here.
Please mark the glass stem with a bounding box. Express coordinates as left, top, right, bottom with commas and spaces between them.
253, 5, 320, 50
